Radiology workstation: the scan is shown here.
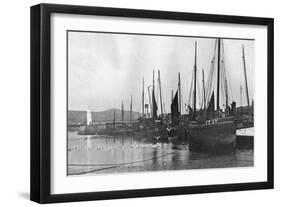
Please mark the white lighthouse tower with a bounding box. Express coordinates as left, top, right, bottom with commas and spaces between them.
86, 107, 92, 125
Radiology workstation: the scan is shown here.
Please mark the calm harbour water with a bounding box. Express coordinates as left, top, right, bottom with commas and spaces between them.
67, 131, 253, 176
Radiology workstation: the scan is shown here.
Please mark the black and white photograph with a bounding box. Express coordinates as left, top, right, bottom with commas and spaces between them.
67, 31, 255, 176
28, 2, 274, 204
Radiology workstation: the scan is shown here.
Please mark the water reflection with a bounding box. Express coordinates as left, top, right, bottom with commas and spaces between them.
67, 131, 253, 175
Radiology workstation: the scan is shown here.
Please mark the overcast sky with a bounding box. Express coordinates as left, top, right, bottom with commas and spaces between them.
68, 31, 254, 113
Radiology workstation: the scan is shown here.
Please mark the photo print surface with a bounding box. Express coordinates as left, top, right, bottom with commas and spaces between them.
67, 31, 255, 176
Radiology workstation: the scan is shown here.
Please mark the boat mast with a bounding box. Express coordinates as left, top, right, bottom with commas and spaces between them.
242, 45, 250, 107
142, 78, 144, 118
217, 38, 221, 110
158, 70, 163, 116
147, 86, 152, 117
225, 75, 229, 107
152, 69, 155, 116
193, 41, 197, 118
178, 72, 181, 115
202, 69, 206, 110
222, 40, 229, 108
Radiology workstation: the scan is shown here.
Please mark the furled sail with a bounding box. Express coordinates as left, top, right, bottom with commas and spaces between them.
207, 92, 215, 119
152, 88, 158, 118
171, 91, 180, 125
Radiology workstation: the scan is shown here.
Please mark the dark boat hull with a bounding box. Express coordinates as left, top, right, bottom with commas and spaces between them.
167, 126, 188, 142
188, 121, 236, 154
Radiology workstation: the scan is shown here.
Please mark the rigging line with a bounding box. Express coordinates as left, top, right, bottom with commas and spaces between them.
220, 62, 226, 107
219, 62, 223, 105
223, 62, 231, 105
196, 72, 201, 108
206, 62, 215, 104
222, 64, 228, 107
137, 101, 141, 118
221, 41, 233, 102
226, 66, 234, 102
241, 60, 244, 105
69, 151, 178, 175
147, 86, 152, 115
205, 67, 211, 99
223, 54, 234, 102
207, 66, 215, 106
220, 73, 225, 108
206, 39, 217, 103
206, 56, 215, 101
222, 64, 230, 103
187, 69, 194, 106
201, 79, 205, 109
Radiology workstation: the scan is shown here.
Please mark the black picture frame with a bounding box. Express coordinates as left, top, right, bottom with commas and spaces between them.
30, 3, 274, 204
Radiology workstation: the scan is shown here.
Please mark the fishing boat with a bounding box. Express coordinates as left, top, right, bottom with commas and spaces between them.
187, 39, 237, 154
188, 119, 236, 153
166, 75, 188, 142
135, 70, 169, 141
167, 89, 180, 141
234, 45, 254, 149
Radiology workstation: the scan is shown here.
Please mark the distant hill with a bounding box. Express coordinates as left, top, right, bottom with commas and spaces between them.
68, 108, 141, 125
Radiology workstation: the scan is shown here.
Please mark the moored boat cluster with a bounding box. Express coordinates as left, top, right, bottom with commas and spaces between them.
77, 38, 254, 154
